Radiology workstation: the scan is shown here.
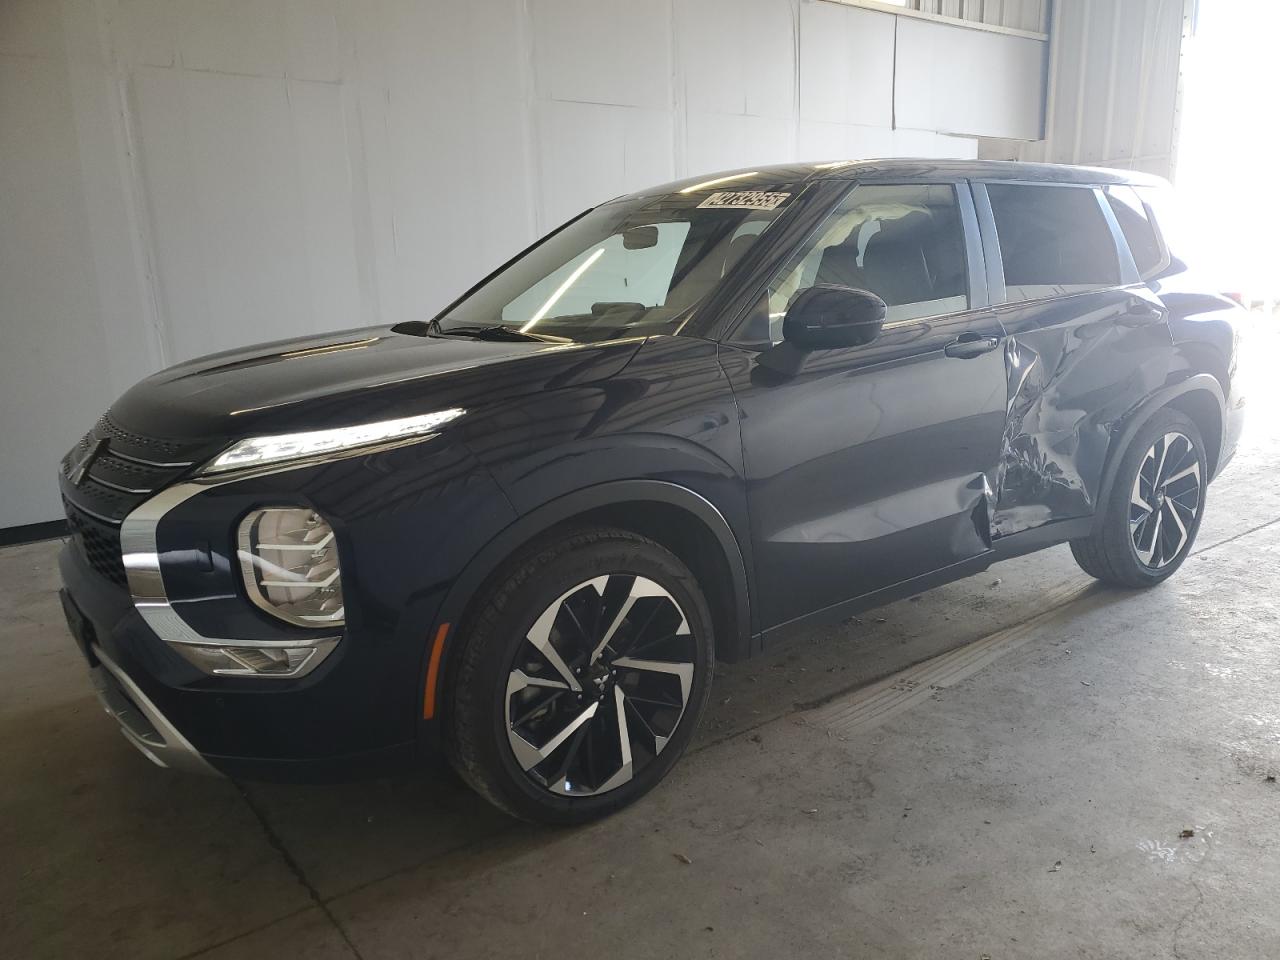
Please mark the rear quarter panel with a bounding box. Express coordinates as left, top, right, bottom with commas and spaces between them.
990, 287, 1176, 536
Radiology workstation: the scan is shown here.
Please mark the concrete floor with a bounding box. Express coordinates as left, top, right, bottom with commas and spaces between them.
4, 323, 1279, 959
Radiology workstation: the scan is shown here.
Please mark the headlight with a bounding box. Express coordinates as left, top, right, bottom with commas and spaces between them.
204, 408, 465, 474
237, 508, 345, 627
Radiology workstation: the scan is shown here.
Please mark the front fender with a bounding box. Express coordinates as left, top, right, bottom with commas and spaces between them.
416, 479, 754, 750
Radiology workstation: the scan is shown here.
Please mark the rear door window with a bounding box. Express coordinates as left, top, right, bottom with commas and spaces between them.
1105, 185, 1166, 278
986, 184, 1121, 301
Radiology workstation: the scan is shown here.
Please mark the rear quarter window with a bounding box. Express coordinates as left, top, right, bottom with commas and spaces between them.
1134, 184, 1192, 272
1105, 185, 1167, 279
987, 183, 1121, 302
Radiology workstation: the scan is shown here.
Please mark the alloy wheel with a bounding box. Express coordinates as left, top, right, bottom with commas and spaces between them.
1129, 431, 1202, 569
504, 574, 696, 796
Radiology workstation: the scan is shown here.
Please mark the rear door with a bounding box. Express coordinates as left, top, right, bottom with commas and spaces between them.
972, 180, 1175, 538
718, 181, 1009, 632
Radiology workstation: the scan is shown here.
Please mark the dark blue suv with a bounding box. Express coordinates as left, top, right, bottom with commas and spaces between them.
57, 159, 1246, 822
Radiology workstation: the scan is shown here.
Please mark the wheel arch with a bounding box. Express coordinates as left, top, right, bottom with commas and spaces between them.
1094, 373, 1227, 528
422, 480, 754, 725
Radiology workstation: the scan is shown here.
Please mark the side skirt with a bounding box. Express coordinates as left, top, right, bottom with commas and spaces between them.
752, 517, 1094, 649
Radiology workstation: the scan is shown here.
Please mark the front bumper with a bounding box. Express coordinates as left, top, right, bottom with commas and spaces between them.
89, 639, 221, 776
58, 543, 419, 782
60, 583, 215, 775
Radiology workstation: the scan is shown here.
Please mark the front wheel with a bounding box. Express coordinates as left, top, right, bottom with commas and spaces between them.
1071, 408, 1208, 588
446, 527, 715, 824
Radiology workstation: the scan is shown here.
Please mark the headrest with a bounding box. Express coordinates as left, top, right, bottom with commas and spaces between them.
723, 234, 757, 275
816, 242, 865, 288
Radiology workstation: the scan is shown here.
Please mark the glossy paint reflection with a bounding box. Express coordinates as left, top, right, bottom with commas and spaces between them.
722, 308, 1008, 631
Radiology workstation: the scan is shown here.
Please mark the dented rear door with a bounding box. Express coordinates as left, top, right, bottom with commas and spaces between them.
973, 181, 1175, 538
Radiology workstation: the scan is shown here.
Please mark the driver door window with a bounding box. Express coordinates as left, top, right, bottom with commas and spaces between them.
745, 183, 970, 345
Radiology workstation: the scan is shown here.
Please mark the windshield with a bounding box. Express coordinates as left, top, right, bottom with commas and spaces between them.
433, 187, 800, 343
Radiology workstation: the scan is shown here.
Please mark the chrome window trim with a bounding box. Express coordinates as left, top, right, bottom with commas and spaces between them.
989, 283, 1150, 312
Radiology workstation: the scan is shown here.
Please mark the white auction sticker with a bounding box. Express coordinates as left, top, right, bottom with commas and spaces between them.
697, 190, 791, 210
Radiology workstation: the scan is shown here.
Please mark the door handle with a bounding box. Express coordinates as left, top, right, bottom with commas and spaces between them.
1118, 302, 1166, 327
943, 333, 1001, 359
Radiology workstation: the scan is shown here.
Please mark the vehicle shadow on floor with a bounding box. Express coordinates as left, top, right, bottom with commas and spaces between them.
1, 573, 1151, 958
238, 577, 1149, 906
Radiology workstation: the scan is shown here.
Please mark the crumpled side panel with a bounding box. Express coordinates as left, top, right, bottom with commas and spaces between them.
991, 292, 1173, 539
992, 334, 1098, 536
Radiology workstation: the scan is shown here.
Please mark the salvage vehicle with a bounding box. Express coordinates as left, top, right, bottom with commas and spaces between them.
58, 160, 1245, 822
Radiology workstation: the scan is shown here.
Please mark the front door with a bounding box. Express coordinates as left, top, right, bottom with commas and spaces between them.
719, 181, 1009, 632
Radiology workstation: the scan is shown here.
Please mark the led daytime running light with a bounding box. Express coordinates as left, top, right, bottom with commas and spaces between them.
205, 408, 465, 474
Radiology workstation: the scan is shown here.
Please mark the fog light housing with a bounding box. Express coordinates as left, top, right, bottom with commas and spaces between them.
237, 508, 345, 627
171, 638, 340, 678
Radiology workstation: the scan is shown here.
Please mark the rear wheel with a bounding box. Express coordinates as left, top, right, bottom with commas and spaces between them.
1071, 409, 1207, 587
446, 527, 714, 824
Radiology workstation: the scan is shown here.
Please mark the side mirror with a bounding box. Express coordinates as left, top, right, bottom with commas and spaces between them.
783, 284, 887, 350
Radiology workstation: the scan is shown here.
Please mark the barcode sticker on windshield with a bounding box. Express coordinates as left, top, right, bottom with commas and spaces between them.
697, 191, 791, 210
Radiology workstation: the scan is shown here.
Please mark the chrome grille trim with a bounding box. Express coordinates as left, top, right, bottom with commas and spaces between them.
105, 447, 196, 470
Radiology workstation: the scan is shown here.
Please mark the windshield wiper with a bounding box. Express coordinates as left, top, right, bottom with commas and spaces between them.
393, 317, 571, 343
433, 323, 569, 344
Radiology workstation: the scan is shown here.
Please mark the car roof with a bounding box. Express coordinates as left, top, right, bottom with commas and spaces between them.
633, 158, 1168, 199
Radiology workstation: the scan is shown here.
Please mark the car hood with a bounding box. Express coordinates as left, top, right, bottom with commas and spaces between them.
110, 326, 644, 442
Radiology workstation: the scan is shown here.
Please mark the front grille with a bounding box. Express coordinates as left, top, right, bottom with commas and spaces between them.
92, 414, 192, 462
64, 501, 128, 587
59, 414, 216, 589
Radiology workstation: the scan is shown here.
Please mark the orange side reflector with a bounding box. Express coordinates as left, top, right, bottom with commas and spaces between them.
422, 622, 450, 719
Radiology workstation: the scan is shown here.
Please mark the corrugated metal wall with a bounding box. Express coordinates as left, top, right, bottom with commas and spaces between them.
905, 0, 1048, 34
980, 0, 1193, 179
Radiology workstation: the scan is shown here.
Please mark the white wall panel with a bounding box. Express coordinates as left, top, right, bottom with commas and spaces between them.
799, 2, 895, 127
894, 17, 1045, 140
683, 112, 798, 178
938, 133, 980, 159
796, 120, 894, 161
676, 0, 795, 120
0, 0, 64, 57
534, 100, 675, 227
130, 68, 363, 360
531, 0, 672, 110
370, 0, 534, 318
2, 0, 1033, 527
0, 52, 118, 531
891, 126, 980, 158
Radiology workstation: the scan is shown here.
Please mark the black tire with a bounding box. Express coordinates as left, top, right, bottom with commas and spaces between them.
446, 526, 715, 824
1070, 408, 1208, 588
